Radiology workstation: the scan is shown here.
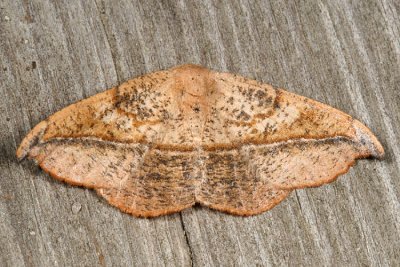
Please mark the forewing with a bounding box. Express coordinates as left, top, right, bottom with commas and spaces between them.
17, 88, 143, 159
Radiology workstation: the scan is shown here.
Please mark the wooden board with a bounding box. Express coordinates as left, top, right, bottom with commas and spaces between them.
1, 0, 399, 265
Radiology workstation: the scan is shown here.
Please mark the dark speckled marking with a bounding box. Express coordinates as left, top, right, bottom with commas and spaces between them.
109, 148, 196, 212
194, 147, 290, 213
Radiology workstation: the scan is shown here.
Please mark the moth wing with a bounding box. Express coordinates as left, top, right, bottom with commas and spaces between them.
17, 69, 178, 160
17, 87, 152, 161
215, 72, 383, 190
195, 149, 291, 216
16, 71, 195, 217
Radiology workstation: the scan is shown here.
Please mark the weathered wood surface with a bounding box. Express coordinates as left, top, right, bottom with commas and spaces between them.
0, 0, 399, 266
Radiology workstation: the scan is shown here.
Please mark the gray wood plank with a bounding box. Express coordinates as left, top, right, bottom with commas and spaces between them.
0, 0, 398, 266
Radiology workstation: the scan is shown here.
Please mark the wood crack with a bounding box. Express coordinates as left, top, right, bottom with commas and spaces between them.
179, 213, 194, 267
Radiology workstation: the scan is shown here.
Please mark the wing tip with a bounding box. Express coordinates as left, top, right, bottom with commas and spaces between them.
16, 120, 47, 160
353, 119, 384, 159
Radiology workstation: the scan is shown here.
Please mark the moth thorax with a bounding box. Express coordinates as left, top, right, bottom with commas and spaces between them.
173, 64, 216, 112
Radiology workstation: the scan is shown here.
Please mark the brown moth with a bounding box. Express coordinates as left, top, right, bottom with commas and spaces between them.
17, 64, 384, 217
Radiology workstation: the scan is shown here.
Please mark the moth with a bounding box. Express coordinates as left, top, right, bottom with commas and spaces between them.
17, 64, 384, 217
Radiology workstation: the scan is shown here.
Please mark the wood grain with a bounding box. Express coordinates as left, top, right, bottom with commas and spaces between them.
0, 0, 398, 266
